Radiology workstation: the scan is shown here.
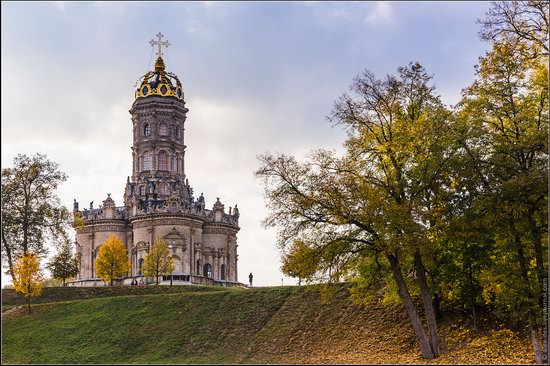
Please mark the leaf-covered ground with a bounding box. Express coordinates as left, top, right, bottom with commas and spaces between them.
1, 284, 535, 364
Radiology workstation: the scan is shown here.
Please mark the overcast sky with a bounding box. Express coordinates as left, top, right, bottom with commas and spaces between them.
1, 1, 491, 286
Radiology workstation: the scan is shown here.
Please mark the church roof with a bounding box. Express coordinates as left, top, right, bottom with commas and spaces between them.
135, 56, 184, 101
134, 33, 183, 101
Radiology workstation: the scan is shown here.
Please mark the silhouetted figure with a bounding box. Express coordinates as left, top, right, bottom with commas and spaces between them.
249, 272, 253, 287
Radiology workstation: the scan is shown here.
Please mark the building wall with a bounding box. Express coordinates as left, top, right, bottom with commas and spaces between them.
76, 215, 238, 283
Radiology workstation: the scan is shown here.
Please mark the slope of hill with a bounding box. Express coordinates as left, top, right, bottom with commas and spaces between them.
1, 284, 534, 364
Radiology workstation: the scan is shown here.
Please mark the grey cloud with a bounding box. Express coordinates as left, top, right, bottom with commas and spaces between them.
2, 1, 491, 286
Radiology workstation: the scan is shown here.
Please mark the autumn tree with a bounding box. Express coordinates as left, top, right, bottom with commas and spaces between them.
281, 240, 319, 285
73, 211, 85, 230
1, 154, 71, 282
95, 235, 131, 286
142, 238, 175, 285
478, 1, 549, 58
47, 240, 79, 287
13, 252, 44, 314
256, 63, 456, 359
457, 32, 548, 363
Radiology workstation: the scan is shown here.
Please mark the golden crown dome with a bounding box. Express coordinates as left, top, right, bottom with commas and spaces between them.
135, 56, 184, 100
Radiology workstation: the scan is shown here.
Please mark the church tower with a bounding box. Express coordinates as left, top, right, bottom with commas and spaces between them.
73, 33, 240, 287
124, 33, 195, 217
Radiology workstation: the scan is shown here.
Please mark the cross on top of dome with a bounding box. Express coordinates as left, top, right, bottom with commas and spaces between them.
135, 33, 183, 100
149, 32, 170, 58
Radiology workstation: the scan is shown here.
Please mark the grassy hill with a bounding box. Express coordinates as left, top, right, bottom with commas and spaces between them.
1, 284, 534, 364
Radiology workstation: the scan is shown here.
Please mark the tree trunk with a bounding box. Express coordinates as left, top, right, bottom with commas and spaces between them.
27, 296, 31, 314
526, 209, 546, 366
510, 217, 544, 363
527, 208, 546, 304
529, 318, 543, 364
468, 262, 477, 332
387, 254, 435, 359
414, 251, 440, 357
472, 303, 478, 332
1, 230, 16, 283
430, 250, 442, 322
433, 293, 442, 321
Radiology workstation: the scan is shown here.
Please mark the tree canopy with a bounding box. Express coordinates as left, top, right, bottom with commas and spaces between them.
13, 252, 44, 314
256, 3, 548, 361
142, 239, 175, 285
95, 235, 131, 286
47, 241, 79, 287
1, 154, 71, 282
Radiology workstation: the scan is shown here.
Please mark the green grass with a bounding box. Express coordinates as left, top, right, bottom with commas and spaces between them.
2, 287, 295, 364
1, 284, 228, 307
1, 284, 534, 364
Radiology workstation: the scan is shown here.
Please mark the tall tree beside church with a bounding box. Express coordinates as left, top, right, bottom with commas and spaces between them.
142, 239, 175, 285
455, 2, 549, 362
47, 240, 79, 287
457, 37, 548, 366
256, 63, 456, 359
13, 252, 44, 314
1, 154, 71, 282
95, 235, 131, 286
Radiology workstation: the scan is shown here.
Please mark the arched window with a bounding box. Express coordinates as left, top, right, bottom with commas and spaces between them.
196, 260, 201, 275
220, 264, 226, 280
171, 154, 177, 172
203, 263, 212, 278
143, 152, 152, 171
159, 124, 168, 136
139, 186, 145, 196
138, 258, 144, 275
158, 151, 168, 171
92, 250, 97, 278
143, 123, 151, 137
158, 183, 168, 195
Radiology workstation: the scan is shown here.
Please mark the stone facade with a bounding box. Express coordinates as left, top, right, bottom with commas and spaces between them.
70, 52, 240, 287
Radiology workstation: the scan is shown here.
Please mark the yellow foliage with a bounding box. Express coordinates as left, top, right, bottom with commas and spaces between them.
95, 234, 131, 285
280, 240, 319, 284
13, 252, 44, 314
13, 252, 43, 298
142, 238, 175, 285
73, 211, 85, 229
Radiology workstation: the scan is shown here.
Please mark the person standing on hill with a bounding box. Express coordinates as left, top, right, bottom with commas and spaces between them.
249, 272, 253, 287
